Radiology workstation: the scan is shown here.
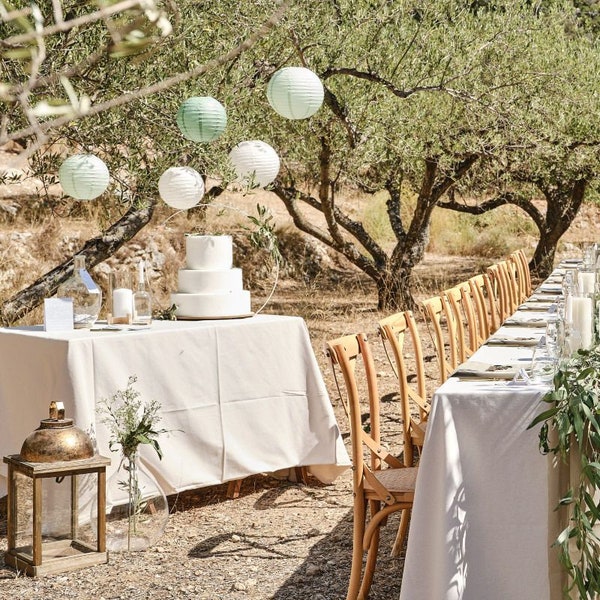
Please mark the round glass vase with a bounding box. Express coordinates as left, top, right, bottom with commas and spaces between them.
104, 451, 169, 552
56, 255, 102, 328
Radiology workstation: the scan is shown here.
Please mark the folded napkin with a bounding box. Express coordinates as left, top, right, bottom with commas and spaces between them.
539, 283, 562, 293
452, 361, 518, 380
518, 302, 555, 311
503, 316, 548, 327
530, 294, 559, 302
486, 335, 540, 347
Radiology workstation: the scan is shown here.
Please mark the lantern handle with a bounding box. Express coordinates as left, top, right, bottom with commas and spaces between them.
49, 401, 66, 420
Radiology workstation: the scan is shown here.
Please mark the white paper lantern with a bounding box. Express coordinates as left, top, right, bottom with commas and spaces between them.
158, 166, 205, 210
229, 141, 280, 188
267, 67, 324, 120
58, 154, 110, 200
176, 96, 227, 142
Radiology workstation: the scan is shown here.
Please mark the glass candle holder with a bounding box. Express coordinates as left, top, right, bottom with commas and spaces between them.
108, 270, 133, 324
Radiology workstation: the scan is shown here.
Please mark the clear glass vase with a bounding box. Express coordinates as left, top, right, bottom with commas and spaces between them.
104, 452, 169, 552
57, 255, 102, 328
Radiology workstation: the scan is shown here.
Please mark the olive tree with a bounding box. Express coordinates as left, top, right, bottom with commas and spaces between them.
2, 0, 600, 318
244, 0, 600, 307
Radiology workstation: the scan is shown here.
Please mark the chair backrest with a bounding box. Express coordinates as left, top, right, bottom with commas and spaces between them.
458, 279, 487, 351
510, 249, 532, 301
468, 273, 495, 339
420, 295, 460, 383
444, 283, 479, 356
325, 333, 403, 496
486, 262, 515, 323
378, 311, 429, 465
500, 259, 520, 313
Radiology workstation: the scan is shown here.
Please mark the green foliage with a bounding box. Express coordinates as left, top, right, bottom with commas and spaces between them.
97, 375, 169, 460
529, 348, 600, 598
362, 192, 396, 246
244, 204, 282, 264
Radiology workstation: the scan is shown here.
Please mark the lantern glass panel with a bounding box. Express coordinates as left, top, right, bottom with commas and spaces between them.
14, 471, 33, 549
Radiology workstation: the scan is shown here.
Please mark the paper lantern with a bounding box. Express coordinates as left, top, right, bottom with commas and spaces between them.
176, 96, 227, 142
267, 67, 324, 120
229, 141, 280, 188
58, 154, 110, 200
158, 166, 205, 210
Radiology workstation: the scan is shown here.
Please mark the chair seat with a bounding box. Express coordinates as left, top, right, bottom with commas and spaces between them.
365, 466, 418, 498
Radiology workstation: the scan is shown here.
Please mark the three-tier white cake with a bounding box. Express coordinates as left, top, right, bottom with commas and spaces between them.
171, 235, 251, 318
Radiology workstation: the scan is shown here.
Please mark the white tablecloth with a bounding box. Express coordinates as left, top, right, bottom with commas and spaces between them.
0, 315, 349, 497
400, 321, 563, 600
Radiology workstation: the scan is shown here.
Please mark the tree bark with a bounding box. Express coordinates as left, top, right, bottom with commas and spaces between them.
375, 267, 415, 311
530, 178, 588, 279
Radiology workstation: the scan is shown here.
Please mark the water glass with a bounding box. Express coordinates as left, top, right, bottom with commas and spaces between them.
530, 346, 557, 384
545, 319, 559, 359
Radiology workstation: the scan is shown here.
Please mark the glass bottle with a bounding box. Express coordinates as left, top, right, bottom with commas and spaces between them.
133, 260, 152, 326
57, 255, 102, 328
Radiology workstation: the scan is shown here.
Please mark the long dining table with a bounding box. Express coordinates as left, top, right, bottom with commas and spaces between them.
400, 267, 571, 600
0, 314, 350, 498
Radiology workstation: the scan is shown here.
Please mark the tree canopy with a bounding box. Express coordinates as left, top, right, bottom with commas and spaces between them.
2, 0, 600, 316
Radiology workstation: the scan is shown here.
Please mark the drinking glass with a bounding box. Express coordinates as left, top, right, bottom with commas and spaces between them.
530, 346, 557, 384
545, 319, 559, 359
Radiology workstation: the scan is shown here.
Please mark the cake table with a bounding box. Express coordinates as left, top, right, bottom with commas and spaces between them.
0, 315, 350, 496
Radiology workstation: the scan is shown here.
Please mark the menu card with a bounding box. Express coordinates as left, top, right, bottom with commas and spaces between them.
44, 298, 74, 331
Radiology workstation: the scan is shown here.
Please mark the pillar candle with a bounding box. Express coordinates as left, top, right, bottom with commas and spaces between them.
578, 271, 596, 295
570, 295, 593, 350
112, 288, 133, 318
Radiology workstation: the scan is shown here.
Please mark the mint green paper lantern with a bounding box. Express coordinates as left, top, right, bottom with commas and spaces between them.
176, 96, 227, 142
58, 154, 110, 200
267, 67, 324, 120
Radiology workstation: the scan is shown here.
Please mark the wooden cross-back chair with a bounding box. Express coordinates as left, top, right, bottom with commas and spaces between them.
478, 272, 502, 334
457, 279, 487, 351
378, 310, 430, 467
502, 259, 521, 312
420, 294, 461, 384
325, 333, 418, 598
486, 262, 517, 323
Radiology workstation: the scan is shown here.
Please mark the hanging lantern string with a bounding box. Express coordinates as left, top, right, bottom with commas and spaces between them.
161, 201, 280, 316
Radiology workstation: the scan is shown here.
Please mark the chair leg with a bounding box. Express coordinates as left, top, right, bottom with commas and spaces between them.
403, 441, 414, 467
226, 479, 243, 499
357, 500, 382, 600
346, 494, 367, 600
391, 508, 411, 557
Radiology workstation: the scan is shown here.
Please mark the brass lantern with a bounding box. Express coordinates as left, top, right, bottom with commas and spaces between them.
3, 402, 110, 576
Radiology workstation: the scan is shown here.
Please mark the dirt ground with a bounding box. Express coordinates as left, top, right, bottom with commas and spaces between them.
0, 148, 599, 598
